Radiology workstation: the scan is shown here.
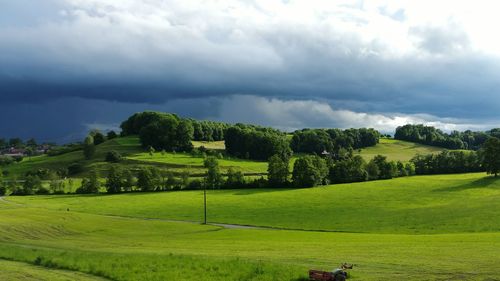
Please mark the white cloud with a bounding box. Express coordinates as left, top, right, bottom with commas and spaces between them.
218, 95, 496, 133
1, 0, 500, 123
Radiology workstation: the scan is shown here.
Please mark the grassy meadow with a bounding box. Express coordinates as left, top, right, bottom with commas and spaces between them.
0, 259, 106, 281
1, 172, 500, 280
11, 173, 500, 234
355, 138, 445, 162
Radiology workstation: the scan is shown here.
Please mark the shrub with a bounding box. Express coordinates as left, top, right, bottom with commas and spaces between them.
105, 150, 123, 163
68, 163, 84, 175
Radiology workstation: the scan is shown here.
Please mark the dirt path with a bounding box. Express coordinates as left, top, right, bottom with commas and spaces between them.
98, 213, 267, 230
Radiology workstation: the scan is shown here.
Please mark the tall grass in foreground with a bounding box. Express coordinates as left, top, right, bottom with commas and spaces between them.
0, 243, 307, 281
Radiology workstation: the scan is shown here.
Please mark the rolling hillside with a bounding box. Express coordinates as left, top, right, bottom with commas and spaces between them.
2, 136, 448, 179
11, 172, 500, 234
2, 172, 500, 280
356, 138, 445, 162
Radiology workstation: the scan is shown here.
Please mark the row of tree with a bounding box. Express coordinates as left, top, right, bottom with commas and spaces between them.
395, 124, 500, 150
191, 120, 229, 141
119, 112, 385, 160
290, 128, 380, 155
410, 150, 482, 175
224, 124, 291, 161
4, 137, 500, 196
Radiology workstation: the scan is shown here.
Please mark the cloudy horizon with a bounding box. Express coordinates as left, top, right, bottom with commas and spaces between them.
1, 0, 499, 142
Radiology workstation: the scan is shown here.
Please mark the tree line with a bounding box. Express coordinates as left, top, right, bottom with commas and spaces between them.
290, 128, 380, 155
224, 124, 291, 161
2, 136, 500, 196
395, 124, 500, 150
119, 111, 382, 161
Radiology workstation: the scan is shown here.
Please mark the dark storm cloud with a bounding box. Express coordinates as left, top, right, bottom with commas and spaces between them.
1, 0, 500, 141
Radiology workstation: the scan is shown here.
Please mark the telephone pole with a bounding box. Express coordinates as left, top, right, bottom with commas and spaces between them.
203, 185, 207, 224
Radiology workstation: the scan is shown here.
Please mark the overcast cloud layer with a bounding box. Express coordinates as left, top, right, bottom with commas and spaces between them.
1, 0, 499, 141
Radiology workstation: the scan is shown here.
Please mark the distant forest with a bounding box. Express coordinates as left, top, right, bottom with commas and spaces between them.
395, 124, 500, 150
120, 111, 381, 161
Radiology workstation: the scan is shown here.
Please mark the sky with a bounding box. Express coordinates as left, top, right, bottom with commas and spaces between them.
1, 0, 500, 142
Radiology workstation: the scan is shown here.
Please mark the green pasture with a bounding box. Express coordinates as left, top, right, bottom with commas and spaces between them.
127, 152, 269, 174
0, 259, 106, 281
355, 138, 445, 162
0, 201, 499, 280
10, 173, 500, 234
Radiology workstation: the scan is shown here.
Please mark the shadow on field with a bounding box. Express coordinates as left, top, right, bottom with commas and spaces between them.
433, 176, 500, 192
229, 188, 296, 196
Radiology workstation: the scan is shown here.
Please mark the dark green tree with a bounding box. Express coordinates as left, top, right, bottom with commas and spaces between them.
9, 138, 23, 148
267, 154, 290, 186
122, 169, 135, 192
137, 167, 161, 191
0, 171, 5, 196
225, 168, 245, 188
20, 175, 41, 195
26, 138, 37, 147
106, 131, 118, 140
105, 150, 122, 163
91, 130, 106, 145
329, 155, 368, 184
292, 155, 328, 188
204, 157, 223, 189
482, 137, 500, 177
77, 170, 100, 194
365, 161, 380, 180
83, 135, 96, 160
105, 166, 123, 193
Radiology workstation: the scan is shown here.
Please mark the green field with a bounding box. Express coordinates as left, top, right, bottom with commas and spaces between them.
127, 152, 269, 174
10, 173, 500, 234
0, 259, 106, 281
2, 173, 500, 280
355, 138, 445, 162
192, 140, 226, 150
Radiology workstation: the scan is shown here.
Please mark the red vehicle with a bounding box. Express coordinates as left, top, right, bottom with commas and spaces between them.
309, 270, 347, 281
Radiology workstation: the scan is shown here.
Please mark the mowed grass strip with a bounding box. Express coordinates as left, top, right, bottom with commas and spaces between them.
0, 259, 107, 281
356, 138, 445, 162
0, 206, 499, 280
127, 151, 269, 174
9, 173, 500, 234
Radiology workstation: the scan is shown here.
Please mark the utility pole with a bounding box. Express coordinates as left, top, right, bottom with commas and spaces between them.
203, 185, 207, 224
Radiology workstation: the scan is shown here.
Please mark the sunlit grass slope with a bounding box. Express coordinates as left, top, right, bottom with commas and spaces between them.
356, 138, 445, 162
0, 202, 499, 280
11, 173, 500, 234
127, 151, 269, 174
3, 136, 143, 178
4, 136, 269, 177
0, 259, 106, 281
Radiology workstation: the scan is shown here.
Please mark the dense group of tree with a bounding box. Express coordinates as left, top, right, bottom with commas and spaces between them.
120, 111, 385, 161
480, 137, 500, 177
0, 137, 39, 149
224, 124, 292, 161
120, 112, 194, 152
395, 124, 500, 150
191, 120, 229, 141
410, 150, 483, 175
290, 128, 380, 155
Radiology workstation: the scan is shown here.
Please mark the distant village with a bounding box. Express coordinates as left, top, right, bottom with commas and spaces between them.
0, 145, 51, 158
0, 138, 52, 159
